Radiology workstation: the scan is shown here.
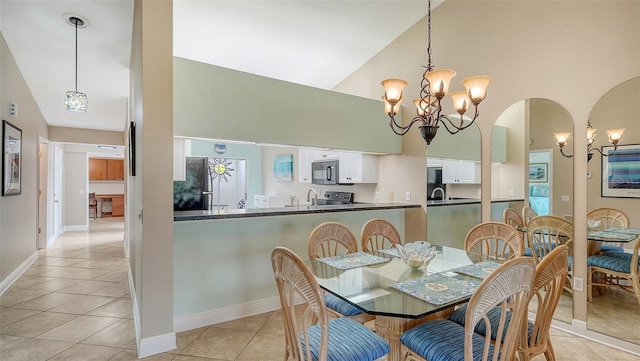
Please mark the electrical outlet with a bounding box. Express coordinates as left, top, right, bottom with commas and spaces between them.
561, 195, 570, 201
375, 191, 380, 200
509, 189, 514, 197
405, 192, 411, 201
573, 277, 584, 292
388, 192, 394, 201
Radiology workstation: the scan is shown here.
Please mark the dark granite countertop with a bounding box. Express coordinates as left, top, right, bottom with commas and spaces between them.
174, 202, 421, 221
426, 198, 523, 207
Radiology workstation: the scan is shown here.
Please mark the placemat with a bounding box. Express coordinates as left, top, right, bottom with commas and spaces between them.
604, 227, 640, 236
451, 260, 501, 280
588, 230, 637, 242
318, 252, 390, 270
376, 248, 399, 257
389, 273, 481, 305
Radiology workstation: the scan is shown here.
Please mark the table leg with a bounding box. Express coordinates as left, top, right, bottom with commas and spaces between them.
374, 308, 454, 361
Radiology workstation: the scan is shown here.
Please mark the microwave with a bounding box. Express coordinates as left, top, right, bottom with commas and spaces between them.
311, 160, 340, 185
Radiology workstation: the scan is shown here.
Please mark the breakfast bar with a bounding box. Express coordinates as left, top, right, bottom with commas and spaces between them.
172, 202, 420, 331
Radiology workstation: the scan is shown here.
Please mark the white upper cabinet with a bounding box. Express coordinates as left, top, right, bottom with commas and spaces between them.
313, 150, 340, 160
298, 148, 312, 183
442, 159, 480, 184
339, 151, 378, 183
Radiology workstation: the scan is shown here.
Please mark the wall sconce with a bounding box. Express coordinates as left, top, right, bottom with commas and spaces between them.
553, 120, 625, 162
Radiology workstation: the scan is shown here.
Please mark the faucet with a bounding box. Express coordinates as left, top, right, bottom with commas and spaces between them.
430, 187, 445, 201
307, 188, 318, 206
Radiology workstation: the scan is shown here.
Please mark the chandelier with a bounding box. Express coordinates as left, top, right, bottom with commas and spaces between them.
65, 16, 88, 112
380, 0, 491, 145
553, 121, 624, 162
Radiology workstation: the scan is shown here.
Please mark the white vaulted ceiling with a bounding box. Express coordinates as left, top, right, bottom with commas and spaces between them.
1, 0, 436, 133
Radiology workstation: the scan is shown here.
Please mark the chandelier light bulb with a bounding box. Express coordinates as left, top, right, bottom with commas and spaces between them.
449, 91, 469, 115
462, 76, 492, 104
424, 69, 456, 99
605, 128, 625, 144
381, 79, 408, 105
554, 133, 571, 147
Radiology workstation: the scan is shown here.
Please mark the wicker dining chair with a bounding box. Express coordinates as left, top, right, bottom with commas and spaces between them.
522, 206, 538, 227
503, 208, 524, 231
308, 222, 374, 323
400, 257, 535, 361
587, 207, 630, 253
271, 247, 390, 361
464, 221, 524, 260
525, 215, 573, 294
447, 246, 568, 361
587, 236, 640, 306
518, 245, 569, 361
360, 218, 402, 252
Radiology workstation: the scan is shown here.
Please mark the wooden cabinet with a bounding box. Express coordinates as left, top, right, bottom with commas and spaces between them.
111, 196, 124, 216
89, 158, 124, 181
89, 159, 108, 180
443, 159, 480, 184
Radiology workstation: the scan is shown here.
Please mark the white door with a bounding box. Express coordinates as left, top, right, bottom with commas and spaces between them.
37, 142, 48, 249
53, 146, 63, 237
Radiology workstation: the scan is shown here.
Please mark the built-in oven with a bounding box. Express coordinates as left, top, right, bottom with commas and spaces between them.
312, 160, 339, 185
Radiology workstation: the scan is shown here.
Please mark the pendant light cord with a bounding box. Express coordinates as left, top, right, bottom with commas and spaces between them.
74, 18, 78, 92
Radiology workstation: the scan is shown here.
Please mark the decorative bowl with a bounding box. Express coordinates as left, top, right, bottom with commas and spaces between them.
395, 241, 437, 270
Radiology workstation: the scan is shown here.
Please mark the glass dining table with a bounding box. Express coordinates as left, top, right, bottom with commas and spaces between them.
305, 246, 504, 361
587, 226, 640, 255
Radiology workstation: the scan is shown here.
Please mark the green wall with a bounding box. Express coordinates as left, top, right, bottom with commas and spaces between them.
173, 57, 401, 154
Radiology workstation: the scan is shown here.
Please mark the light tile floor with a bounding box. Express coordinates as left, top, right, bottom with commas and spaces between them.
0, 218, 637, 360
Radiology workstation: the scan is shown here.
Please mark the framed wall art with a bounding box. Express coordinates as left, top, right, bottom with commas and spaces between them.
601, 143, 640, 198
2, 120, 22, 196
273, 154, 293, 182
528, 163, 548, 183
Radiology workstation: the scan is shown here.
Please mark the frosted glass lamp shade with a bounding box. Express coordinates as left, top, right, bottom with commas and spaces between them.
383, 96, 402, 115
65, 91, 88, 112
424, 69, 456, 99
605, 128, 625, 144
462, 75, 492, 104
449, 91, 469, 115
553, 132, 571, 146
381, 78, 408, 105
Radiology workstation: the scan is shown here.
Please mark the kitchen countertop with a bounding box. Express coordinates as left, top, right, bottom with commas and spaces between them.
174, 202, 421, 221
426, 198, 523, 207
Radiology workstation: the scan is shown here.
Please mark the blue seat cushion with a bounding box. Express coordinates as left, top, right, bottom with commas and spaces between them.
588, 255, 632, 273
302, 317, 390, 361
600, 245, 625, 253
524, 243, 557, 258
449, 304, 534, 342
400, 319, 499, 361
325, 293, 363, 316
601, 251, 638, 265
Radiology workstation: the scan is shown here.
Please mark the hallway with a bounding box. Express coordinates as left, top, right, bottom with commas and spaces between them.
0, 218, 636, 360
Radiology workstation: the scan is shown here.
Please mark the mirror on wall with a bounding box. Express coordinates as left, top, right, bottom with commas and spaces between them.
586, 77, 640, 345
492, 98, 574, 324
426, 122, 481, 249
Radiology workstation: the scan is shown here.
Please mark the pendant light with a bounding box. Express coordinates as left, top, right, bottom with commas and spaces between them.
65, 16, 88, 112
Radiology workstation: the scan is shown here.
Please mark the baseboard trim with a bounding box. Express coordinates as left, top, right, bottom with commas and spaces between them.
63, 225, 87, 232
138, 332, 177, 359
0, 251, 38, 296
127, 263, 141, 353
46, 234, 57, 248
174, 297, 282, 333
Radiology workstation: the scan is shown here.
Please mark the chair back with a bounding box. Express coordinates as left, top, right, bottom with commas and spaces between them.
519, 245, 569, 361
587, 207, 629, 229
465, 222, 524, 260
465, 257, 535, 361
308, 222, 358, 259
361, 218, 402, 252
525, 215, 573, 265
503, 208, 524, 230
522, 206, 538, 226
272, 247, 329, 361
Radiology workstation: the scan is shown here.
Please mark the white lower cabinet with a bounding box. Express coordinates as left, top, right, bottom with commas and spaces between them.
442, 159, 480, 184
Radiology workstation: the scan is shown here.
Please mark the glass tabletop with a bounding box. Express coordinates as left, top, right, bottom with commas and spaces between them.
587, 227, 640, 243
306, 246, 505, 319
